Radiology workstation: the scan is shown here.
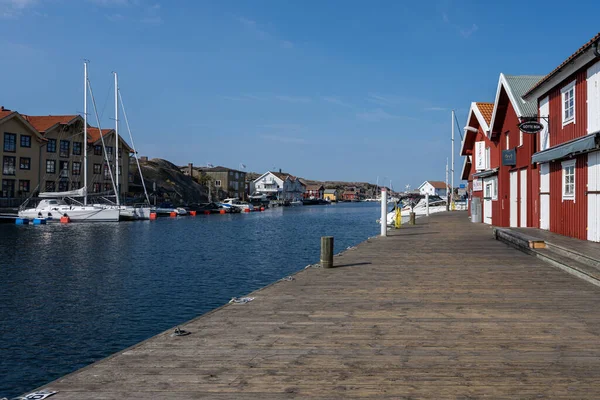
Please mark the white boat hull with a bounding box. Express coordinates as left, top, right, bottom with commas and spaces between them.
19, 206, 120, 222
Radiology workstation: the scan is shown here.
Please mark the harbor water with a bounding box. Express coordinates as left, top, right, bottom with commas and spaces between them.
0, 202, 380, 397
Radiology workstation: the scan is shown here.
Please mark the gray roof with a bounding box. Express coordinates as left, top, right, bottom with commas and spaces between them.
324, 189, 337, 194
503, 75, 544, 117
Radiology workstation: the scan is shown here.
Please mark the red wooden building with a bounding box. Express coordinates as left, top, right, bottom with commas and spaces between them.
523, 33, 600, 241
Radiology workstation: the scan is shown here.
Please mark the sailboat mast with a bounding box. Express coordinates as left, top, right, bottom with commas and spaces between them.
84, 61, 88, 206
114, 72, 120, 206
451, 109, 455, 207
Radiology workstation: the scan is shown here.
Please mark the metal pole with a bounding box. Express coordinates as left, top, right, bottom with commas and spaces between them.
445, 158, 449, 211
114, 72, 120, 206
320, 236, 334, 268
380, 187, 387, 237
83, 61, 88, 205
426, 193, 430, 216
451, 110, 455, 209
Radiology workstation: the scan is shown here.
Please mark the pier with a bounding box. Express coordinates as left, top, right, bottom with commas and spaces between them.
34, 211, 600, 398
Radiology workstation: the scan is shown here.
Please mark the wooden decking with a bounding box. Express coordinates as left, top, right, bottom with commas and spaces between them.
41, 212, 600, 399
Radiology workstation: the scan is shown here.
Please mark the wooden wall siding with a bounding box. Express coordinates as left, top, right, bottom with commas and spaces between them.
548, 70, 588, 146
549, 156, 588, 240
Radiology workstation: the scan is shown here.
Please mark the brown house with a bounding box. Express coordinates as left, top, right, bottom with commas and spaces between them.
304, 184, 324, 199
1, 107, 45, 200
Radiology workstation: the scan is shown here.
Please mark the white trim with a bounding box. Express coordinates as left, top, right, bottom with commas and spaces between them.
506, 133, 510, 150
523, 49, 597, 101
519, 130, 523, 147
561, 80, 576, 126
489, 73, 526, 134
460, 102, 490, 155
561, 159, 576, 201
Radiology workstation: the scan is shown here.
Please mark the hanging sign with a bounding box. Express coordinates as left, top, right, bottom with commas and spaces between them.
473, 178, 482, 192
475, 141, 486, 170
518, 120, 544, 134
502, 149, 516, 166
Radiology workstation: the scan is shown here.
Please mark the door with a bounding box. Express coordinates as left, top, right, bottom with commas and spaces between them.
510, 171, 518, 227
483, 180, 492, 225
588, 151, 600, 241
587, 61, 600, 133
540, 163, 550, 230
520, 169, 527, 227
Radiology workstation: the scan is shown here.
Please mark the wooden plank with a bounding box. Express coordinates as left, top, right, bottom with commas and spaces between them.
31, 211, 600, 399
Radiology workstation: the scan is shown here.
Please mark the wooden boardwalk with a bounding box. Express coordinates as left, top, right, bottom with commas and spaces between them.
40, 212, 600, 399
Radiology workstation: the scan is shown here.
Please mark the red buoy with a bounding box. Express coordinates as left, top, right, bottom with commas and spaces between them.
149, 212, 157, 220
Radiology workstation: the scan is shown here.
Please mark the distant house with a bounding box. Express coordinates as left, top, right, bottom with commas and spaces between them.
323, 189, 338, 202
304, 184, 324, 199
182, 163, 246, 200
252, 170, 305, 201
418, 181, 449, 198
342, 187, 359, 201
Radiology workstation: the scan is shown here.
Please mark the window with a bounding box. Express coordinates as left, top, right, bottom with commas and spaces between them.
59, 140, 70, 157
104, 183, 112, 192
485, 147, 491, 169
73, 141, 82, 155
58, 180, 69, 192
19, 180, 30, 193
561, 80, 576, 125
519, 131, 523, 147
506, 133, 510, 150
71, 181, 81, 189
106, 146, 113, 157
20, 135, 31, 148
93, 163, 102, 174
47, 139, 56, 153
94, 145, 102, 156
3, 133, 16, 152
3, 156, 16, 175
46, 160, 56, 174
215, 180, 222, 187
2, 179, 15, 197
72, 161, 81, 175
45, 181, 55, 192
562, 160, 576, 201
20, 157, 30, 170
104, 164, 111, 179
93, 183, 101, 193
118, 166, 122, 176
59, 161, 69, 178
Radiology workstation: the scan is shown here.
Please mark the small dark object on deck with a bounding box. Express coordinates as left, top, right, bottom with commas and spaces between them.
170, 327, 191, 337
321, 236, 334, 268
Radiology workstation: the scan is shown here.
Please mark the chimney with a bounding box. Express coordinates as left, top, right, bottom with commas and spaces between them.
187, 162, 193, 176
279, 168, 282, 173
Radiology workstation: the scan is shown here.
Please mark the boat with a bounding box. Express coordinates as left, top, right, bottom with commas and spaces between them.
189, 202, 225, 213
155, 202, 178, 216
176, 207, 188, 215
220, 198, 254, 212
289, 200, 303, 206
301, 198, 330, 205
18, 62, 120, 223
385, 196, 447, 226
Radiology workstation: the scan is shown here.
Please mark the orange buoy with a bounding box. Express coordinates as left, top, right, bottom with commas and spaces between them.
244, 208, 250, 213
149, 212, 157, 220
204, 210, 211, 215
219, 209, 226, 214
60, 215, 70, 223
190, 211, 197, 216
170, 211, 177, 217
260, 207, 265, 211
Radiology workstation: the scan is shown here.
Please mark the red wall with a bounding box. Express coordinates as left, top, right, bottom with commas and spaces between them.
547, 69, 588, 145
549, 156, 587, 240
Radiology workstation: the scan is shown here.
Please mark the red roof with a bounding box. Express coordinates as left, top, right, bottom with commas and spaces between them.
524, 32, 600, 97
87, 126, 133, 152
22, 114, 80, 133
475, 102, 494, 125
427, 181, 449, 189
0, 106, 14, 119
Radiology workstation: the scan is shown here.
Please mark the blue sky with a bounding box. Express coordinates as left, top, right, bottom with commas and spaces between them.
1, 0, 599, 189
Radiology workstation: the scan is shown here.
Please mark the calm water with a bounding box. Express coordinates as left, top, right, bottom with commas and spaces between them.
0, 202, 379, 397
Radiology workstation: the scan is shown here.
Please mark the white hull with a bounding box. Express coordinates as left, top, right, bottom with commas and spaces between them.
19, 205, 120, 222
386, 206, 447, 226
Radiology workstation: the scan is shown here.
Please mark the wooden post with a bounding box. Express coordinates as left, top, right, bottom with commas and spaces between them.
320, 236, 334, 268
409, 212, 416, 225
380, 188, 387, 237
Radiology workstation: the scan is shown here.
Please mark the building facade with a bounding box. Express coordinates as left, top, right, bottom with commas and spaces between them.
323, 188, 338, 202
418, 181, 449, 198
185, 165, 246, 200
304, 184, 324, 199
252, 170, 305, 201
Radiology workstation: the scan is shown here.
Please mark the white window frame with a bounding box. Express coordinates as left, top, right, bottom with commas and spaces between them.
485, 147, 491, 170
519, 131, 523, 147
215, 180, 222, 187
561, 159, 576, 201
506, 133, 510, 150
561, 80, 576, 126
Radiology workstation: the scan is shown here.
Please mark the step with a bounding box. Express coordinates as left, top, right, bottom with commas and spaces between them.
533, 248, 600, 287
544, 241, 600, 270
494, 228, 546, 250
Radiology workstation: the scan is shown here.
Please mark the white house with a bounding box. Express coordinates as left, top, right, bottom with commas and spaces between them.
418, 181, 449, 198
252, 170, 305, 201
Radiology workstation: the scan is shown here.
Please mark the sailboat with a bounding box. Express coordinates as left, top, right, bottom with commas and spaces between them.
18, 62, 120, 222
91, 72, 152, 220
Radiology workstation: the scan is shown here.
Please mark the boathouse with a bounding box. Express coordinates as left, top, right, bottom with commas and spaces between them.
523, 32, 600, 241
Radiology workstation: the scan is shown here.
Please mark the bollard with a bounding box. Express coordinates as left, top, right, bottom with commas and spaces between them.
426, 193, 430, 216
380, 188, 388, 237
409, 212, 416, 225
320, 236, 334, 268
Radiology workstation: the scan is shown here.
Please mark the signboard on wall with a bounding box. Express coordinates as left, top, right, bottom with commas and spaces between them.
475, 141, 486, 170
473, 178, 482, 192
502, 149, 516, 166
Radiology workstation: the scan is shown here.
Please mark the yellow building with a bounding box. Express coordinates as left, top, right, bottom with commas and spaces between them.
323, 188, 339, 202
